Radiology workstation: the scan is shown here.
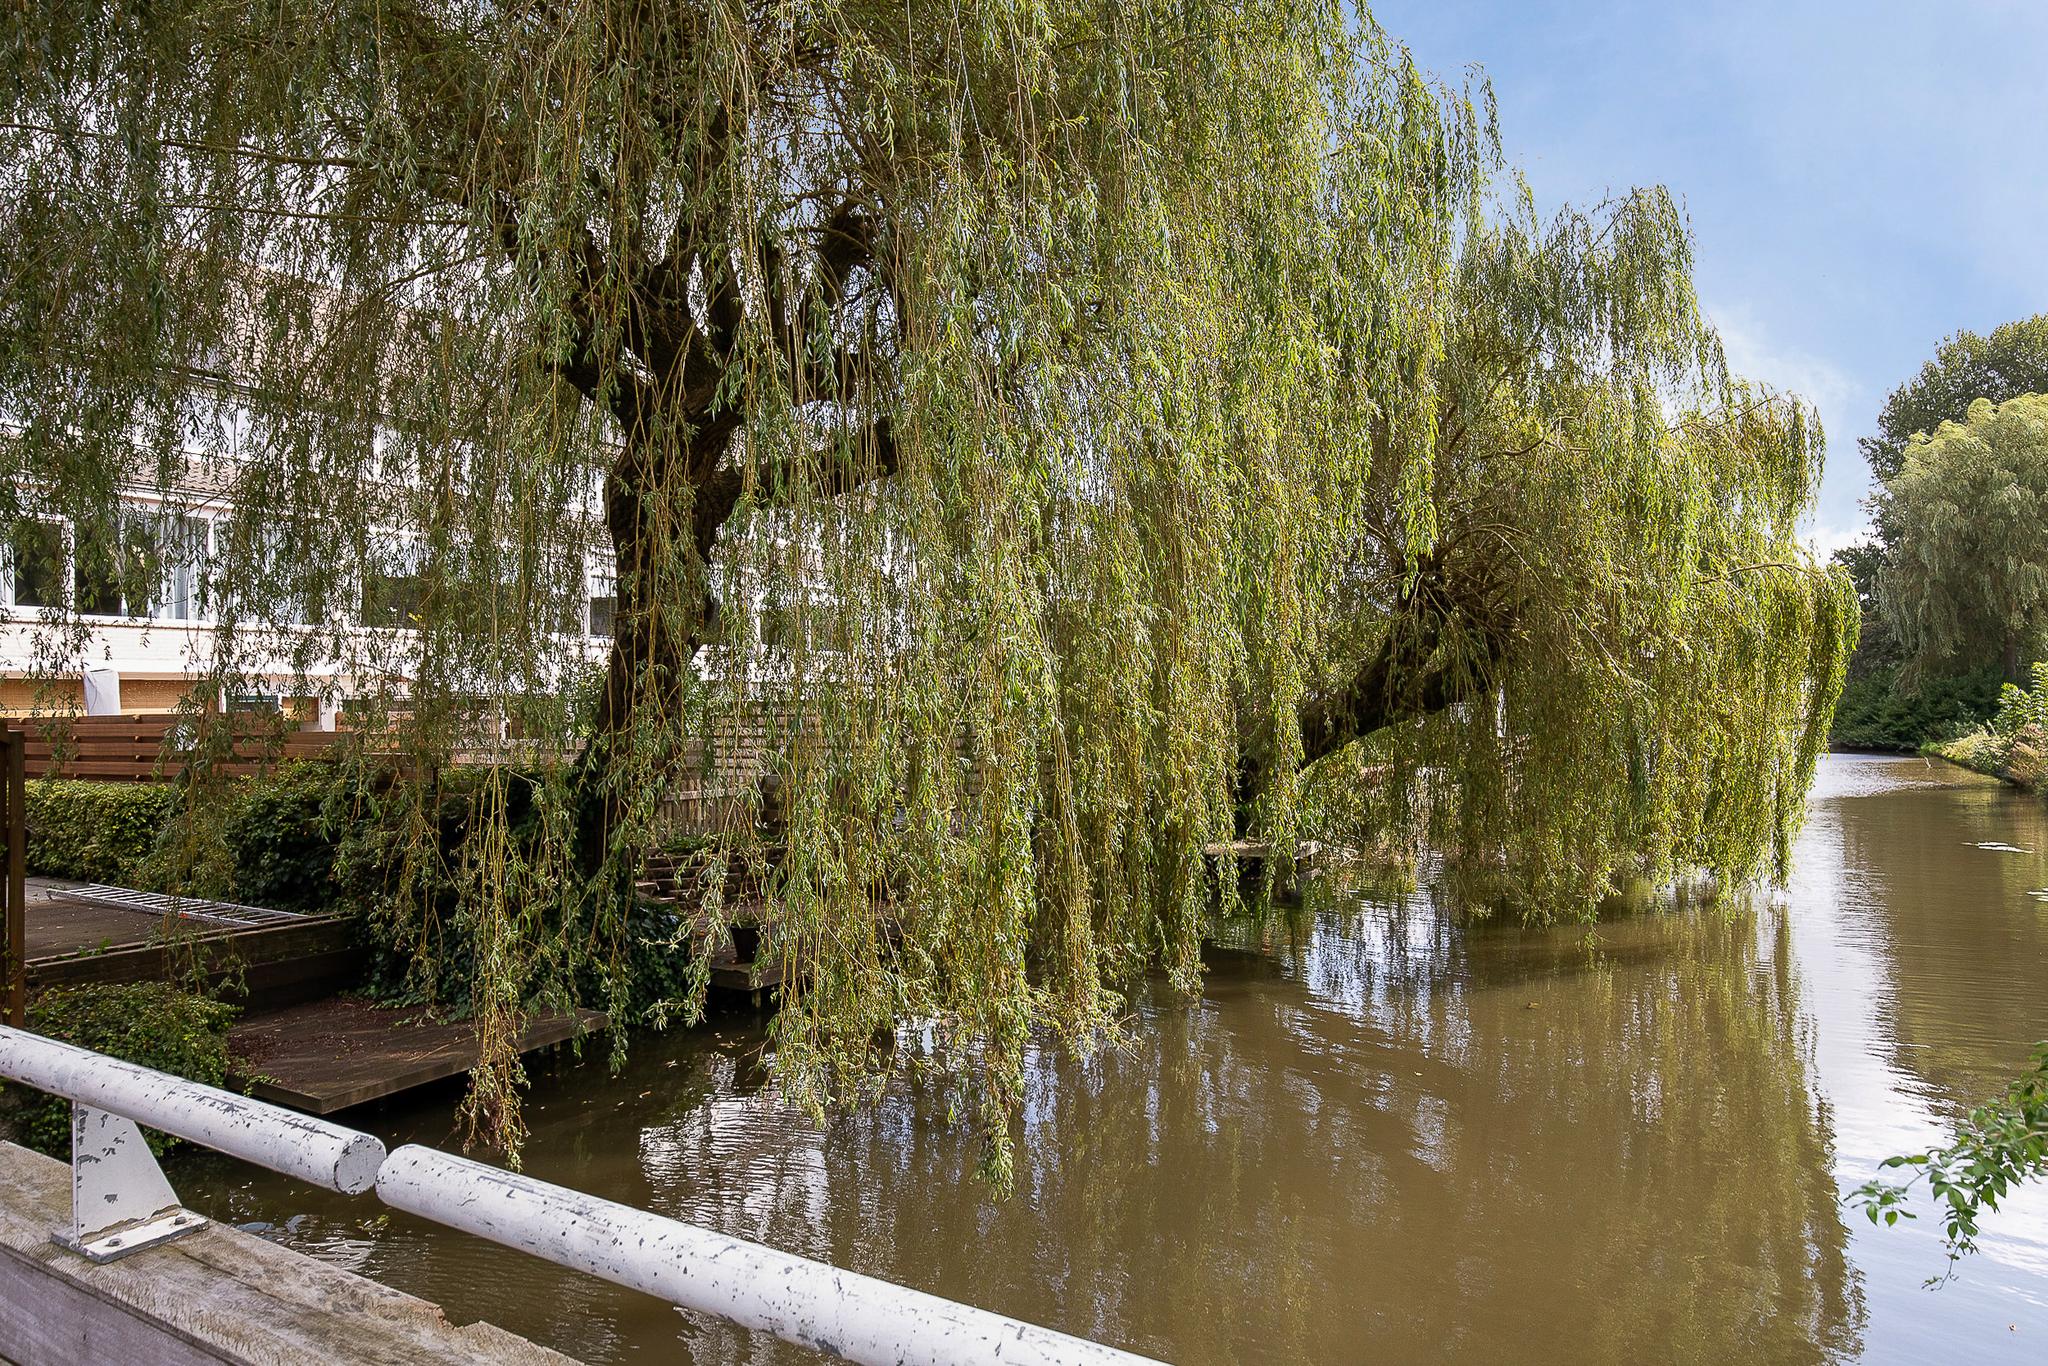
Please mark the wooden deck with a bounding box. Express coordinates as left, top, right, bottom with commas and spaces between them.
229, 997, 607, 1113
22, 877, 364, 1009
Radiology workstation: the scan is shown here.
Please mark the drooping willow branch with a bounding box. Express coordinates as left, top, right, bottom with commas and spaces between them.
0, 0, 1855, 1176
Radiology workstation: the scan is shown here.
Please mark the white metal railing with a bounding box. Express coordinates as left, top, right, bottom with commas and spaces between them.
0, 1027, 384, 1192
0, 1025, 1161, 1365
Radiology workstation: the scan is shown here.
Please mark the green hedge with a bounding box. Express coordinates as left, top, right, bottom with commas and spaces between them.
24, 780, 181, 884
221, 761, 347, 913
26, 763, 359, 907
6, 984, 237, 1157
1829, 665, 2004, 752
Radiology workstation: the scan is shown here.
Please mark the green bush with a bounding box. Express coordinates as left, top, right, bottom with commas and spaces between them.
7, 984, 237, 1157
24, 780, 180, 884
1931, 665, 2048, 790
1829, 665, 2004, 752
221, 761, 350, 913
1927, 728, 2007, 777
1993, 663, 2048, 737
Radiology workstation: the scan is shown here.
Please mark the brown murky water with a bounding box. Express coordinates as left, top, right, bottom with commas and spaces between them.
174, 754, 2048, 1362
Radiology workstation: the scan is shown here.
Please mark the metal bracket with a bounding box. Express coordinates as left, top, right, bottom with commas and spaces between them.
51, 1103, 207, 1262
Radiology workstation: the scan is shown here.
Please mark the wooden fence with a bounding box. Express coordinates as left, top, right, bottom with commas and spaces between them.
16, 703, 847, 844
17, 715, 339, 783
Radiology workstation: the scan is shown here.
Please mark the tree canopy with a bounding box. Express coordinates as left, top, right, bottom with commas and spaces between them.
0, 0, 1852, 1167
1829, 314, 2048, 749
1863, 315, 2048, 483
1879, 394, 2048, 681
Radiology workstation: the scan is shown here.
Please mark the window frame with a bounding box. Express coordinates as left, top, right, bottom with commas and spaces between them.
1, 512, 71, 613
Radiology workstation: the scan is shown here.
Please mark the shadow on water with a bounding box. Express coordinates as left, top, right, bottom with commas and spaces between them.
169, 753, 2048, 1363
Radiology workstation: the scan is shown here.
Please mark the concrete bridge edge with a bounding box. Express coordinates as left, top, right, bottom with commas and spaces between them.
0, 1140, 578, 1366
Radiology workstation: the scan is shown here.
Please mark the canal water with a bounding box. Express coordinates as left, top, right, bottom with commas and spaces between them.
176, 754, 2048, 1362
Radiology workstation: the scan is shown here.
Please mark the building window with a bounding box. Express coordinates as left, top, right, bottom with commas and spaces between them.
5, 508, 214, 620
74, 508, 171, 618
361, 538, 427, 628
5, 520, 65, 608
586, 562, 615, 638
759, 600, 803, 651
251, 523, 314, 626
161, 514, 211, 621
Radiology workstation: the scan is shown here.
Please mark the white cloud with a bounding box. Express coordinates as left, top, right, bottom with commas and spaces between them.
1804, 521, 1870, 561
1709, 300, 1861, 419
1708, 300, 1875, 539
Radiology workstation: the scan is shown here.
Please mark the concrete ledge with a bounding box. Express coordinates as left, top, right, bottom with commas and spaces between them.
0, 1140, 578, 1366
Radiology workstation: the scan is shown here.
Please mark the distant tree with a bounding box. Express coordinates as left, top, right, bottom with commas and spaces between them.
1830, 316, 2048, 749
1831, 539, 1896, 679
1880, 394, 2048, 681
1863, 316, 2048, 483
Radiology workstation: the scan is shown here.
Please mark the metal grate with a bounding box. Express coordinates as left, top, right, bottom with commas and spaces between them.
56, 883, 316, 929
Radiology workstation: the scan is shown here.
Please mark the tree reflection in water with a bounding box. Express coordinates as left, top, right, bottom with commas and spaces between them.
1822, 761, 2048, 1109
174, 883, 1870, 1364
636, 888, 1863, 1364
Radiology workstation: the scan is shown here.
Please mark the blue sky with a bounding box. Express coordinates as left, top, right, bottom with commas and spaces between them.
1371, 0, 2048, 551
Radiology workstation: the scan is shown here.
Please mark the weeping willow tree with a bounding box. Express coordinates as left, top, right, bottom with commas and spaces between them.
0, 1, 1851, 1168
1274, 183, 1860, 908
1878, 393, 2048, 683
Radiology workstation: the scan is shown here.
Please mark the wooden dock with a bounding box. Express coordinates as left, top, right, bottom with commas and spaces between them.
22, 878, 364, 1009
229, 997, 607, 1113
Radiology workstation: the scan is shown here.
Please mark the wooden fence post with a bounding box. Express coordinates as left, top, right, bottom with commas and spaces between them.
2, 725, 24, 1028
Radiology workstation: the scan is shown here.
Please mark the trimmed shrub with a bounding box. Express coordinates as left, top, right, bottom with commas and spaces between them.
24, 780, 180, 884
6, 984, 237, 1157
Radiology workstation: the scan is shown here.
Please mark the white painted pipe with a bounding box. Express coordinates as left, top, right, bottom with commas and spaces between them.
0, 1026, 385, 1193
377, 1145, 1162, 1366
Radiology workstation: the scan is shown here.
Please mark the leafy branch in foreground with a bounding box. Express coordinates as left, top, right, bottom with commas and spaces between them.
1849, 1043, 2048, 1284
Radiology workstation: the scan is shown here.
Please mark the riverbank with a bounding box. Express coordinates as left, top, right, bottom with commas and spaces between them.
1923, 721, 2044, 791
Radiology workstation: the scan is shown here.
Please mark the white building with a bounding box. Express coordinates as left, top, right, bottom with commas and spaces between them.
2, 475, 618, 725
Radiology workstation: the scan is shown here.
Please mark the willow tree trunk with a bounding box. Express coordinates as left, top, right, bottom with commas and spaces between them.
579, 418, 742, 872
1234, 553, 1514, 836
